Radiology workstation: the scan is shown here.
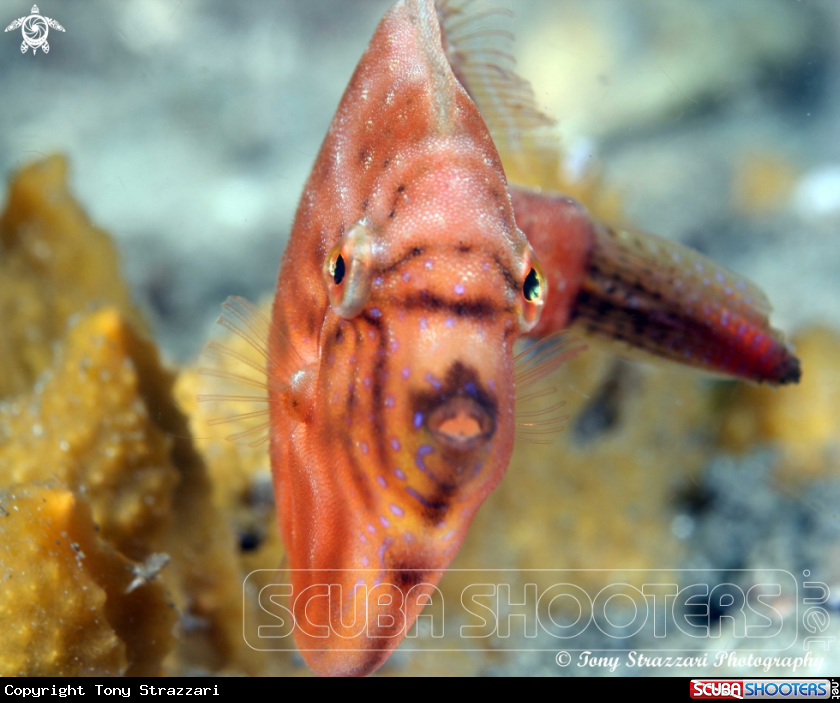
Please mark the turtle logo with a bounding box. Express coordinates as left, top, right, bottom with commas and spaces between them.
5, 5, 64, 55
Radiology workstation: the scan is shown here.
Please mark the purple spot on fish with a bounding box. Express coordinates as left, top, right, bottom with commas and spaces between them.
378, 538, 393, 566
385, 395, 395, 408
445, 317, 455, 328
360, 556, 369, 567
482, 262, 490, 271
360, 532, 367, 544
414, 411, 423, 429
406, 487, 429, 505
394, 468, 406, 480
403, 272, 411, 282
465, 382, 477, 397
368, 329, 376, 340
361, 441, 369, 455
367, 523, 376, 534
374, 277, 383, 287
442, 530, 455, 541
402, 367, 410, 380
415, 445, 434, 472
420, 317, 427, 330
425, 259, 433, 270
424, 372, 442, 390
389, 339, 398, 352
488, 379, 496, 391
454, 283, 465, 295
370, 307, 381, 318
377, 475, 387, 488
390, 437, 401, 451
379, 515, 390, 528
390, 504, 404, 517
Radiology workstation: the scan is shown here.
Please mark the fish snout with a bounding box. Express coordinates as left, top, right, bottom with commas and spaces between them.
413, 361, 499, 459
427, 395, 494, 451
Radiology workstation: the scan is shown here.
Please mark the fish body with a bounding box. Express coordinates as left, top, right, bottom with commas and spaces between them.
203, 0, 800, 678
268, 0, 552, 676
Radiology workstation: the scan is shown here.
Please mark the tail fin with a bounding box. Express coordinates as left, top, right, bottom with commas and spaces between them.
572, 223, 801, 385
511, 185, 800, 386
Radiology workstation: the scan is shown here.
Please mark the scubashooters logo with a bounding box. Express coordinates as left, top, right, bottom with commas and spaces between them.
4, 5, 64, 55
245, 568, 826, 655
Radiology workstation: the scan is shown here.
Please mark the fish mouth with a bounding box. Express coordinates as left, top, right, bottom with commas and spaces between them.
427, 396, 494, 452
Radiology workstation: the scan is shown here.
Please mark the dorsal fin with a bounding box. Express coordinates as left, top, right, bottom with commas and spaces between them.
437, 0, 556, 158
436, 0, 619, 217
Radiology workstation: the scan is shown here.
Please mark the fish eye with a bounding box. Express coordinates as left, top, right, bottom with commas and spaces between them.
331, 253, 346, 285
323, 221, 373, 319
518, 244, 546, 333
523, 267, 540, 302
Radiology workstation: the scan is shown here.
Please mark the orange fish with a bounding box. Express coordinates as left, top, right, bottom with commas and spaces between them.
200, 0, 800, 677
